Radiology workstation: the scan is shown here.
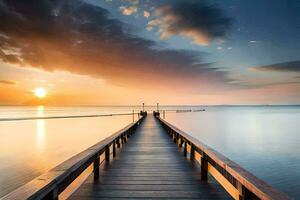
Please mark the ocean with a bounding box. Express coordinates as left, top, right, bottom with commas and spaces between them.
0, 105, 299, 199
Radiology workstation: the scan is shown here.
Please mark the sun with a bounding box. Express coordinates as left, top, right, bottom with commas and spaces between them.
33, 87, 47, 99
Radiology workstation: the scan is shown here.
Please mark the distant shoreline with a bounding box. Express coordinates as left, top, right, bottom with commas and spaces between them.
0, 104, 300, 107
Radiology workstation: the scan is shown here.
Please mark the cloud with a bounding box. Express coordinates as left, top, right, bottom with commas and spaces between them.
148, 0, 231, 45
120, 6, 137, 15
0, 80, 16, 85
250, 61, 300, 72
0, 50, 21, 64
128, 0, 139, 5
249, 40, 257, 43
0, 0, 231, 91
143, 10, 150, 18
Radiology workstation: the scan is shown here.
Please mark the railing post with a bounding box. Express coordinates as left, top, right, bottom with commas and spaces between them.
123, 133, 127, 143
127, 130, 131, 138
183, 141, 187, 157
237, 182, 251, 200
93, 156, 100, 180
132, 110, 134, 122
173, 133, 177, 143
179, 136, 184, 148
201, 153, 208, 181
190, 144, 195, 160
117, 137, 120, 148
177, 135, 180, 146
105, 145, 110, 162
113, 141, 116, 157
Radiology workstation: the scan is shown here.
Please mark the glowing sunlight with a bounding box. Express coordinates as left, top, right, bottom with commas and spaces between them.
33, 88, 47, 99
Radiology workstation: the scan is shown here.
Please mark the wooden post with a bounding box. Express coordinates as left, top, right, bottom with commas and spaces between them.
201, 153, 208, 181
163, 110, 165, 119
93, 156, 100, 180
179, 136, 184, 147
132, 110, 134, 122
113, 141, 116, 157
122, 133, 126, 143
117, 137, 120, 148
177, 134, 180, 146
127, 130, 131, 138
237, 182, 251, 200
105, 145, 110, 162
183, 141, 187, 157
173, 133, 177, 143
190, 144, 195, 160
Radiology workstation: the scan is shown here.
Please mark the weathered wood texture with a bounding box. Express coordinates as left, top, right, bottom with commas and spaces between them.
69, 115, 230, 200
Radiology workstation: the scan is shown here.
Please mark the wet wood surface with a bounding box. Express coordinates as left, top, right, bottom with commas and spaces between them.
69, 115, 230, 200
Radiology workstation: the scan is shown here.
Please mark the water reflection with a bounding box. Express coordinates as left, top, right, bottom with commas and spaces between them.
36, 106, 46, 154
165, 106, 300, 198
0, 106, 133, 197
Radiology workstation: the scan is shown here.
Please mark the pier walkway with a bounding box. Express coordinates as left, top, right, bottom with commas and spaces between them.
69, 115, 230, 199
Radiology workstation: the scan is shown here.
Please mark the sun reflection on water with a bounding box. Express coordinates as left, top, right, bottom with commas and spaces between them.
36, 106, 46, 153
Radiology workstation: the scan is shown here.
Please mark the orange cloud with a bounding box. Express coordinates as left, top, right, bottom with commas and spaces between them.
120, 6, 137, 15
0, 80, 16, 85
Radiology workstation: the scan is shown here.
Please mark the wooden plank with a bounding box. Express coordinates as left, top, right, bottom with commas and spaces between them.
208, 163, 240, 199
71, 190, 217, 198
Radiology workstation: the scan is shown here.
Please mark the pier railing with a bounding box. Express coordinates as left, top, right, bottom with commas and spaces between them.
156, 116, 290, 200
2, 115, 145, 200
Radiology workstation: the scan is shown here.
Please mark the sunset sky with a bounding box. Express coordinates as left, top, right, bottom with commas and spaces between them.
0, 0, 299, 105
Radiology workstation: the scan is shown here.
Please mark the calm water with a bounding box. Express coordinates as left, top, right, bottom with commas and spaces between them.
0, 106, 299, 199
0, 106, 141, 197
165, 106, 300, 199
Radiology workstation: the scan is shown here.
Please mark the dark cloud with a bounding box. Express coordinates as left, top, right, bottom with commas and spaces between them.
0, 79, 16, 85
0, 0, 230, 90
251, 61, 300, 72
0, 49, 21, 64
148, 0, 231, 45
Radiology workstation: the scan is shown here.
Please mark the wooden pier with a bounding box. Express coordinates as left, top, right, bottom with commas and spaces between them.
1, 113, 291, 200
69, 114, 229, 199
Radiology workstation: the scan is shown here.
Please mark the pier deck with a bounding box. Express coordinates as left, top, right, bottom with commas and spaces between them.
69, 115, 230, 199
